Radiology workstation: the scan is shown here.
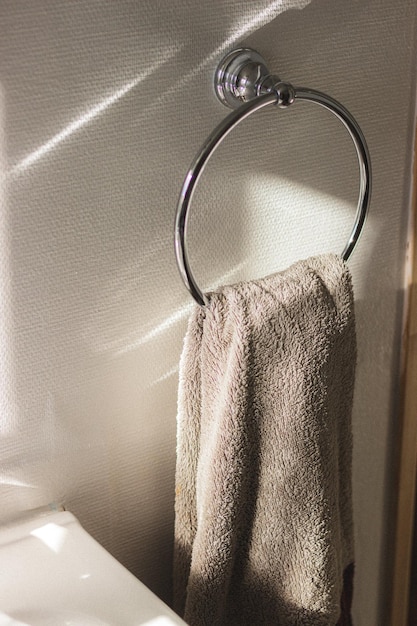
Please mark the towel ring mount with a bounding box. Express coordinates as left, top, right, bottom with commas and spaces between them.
175, 48, 372, 307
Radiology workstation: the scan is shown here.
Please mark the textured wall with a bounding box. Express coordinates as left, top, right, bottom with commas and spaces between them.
0, 1, 416, 624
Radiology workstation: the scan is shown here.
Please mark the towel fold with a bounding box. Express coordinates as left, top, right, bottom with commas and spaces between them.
174, 254, 356, 626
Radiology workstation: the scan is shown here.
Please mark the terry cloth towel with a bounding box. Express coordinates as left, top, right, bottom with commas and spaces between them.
173, 254, 356, 626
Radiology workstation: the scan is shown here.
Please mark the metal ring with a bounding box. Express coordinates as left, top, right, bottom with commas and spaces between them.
174, 86, 372, 308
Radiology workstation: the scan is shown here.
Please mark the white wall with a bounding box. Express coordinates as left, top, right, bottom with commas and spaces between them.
0, 1, 416, 623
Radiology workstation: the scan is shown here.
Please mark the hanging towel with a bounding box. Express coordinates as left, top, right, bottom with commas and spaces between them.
173, 253, 356, 626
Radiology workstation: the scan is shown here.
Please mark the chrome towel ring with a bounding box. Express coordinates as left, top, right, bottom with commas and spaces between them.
174, 48, 372, 308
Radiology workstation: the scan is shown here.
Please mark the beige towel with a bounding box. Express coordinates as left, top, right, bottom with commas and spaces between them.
174, 254, 356, 626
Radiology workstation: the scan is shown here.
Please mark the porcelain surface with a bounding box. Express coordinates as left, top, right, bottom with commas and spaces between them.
0, 510, 186, 626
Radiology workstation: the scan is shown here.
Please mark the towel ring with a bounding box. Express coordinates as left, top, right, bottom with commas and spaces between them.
174, 48, 372, 307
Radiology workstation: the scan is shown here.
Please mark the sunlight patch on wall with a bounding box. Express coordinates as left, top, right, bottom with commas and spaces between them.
230, 0, 310, 45
114, 261, 248, 356
243, 173, 359, 274
9, 45, 183, 178
142, 0, 310, 116
149, 365, 179, 389
116, 302, 193, 356
0, 476, 36, 489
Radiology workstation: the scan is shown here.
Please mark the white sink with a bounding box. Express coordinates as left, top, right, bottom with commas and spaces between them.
0, 510, 187, 626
